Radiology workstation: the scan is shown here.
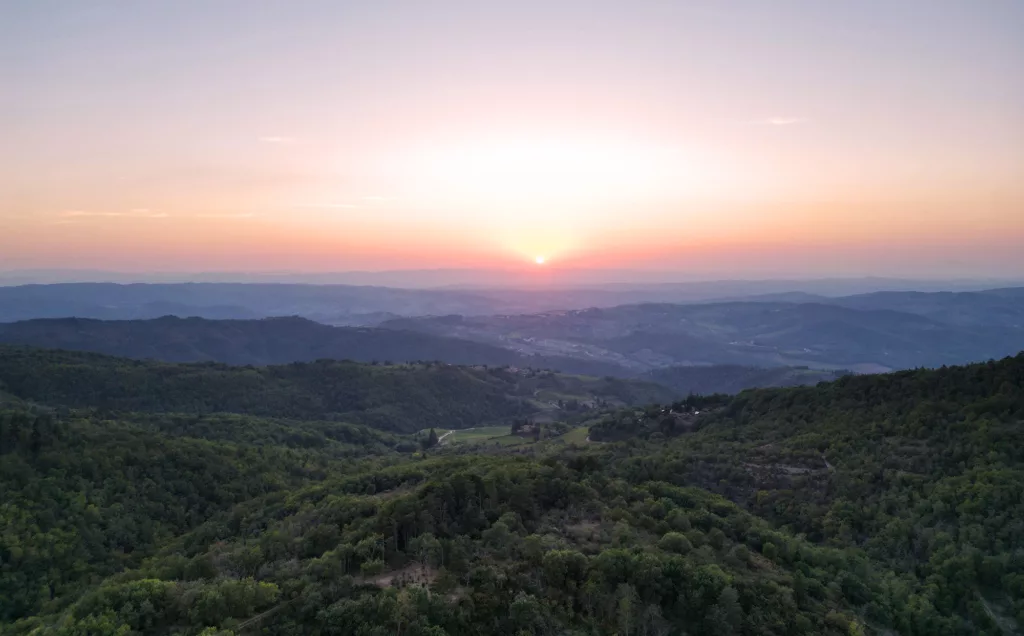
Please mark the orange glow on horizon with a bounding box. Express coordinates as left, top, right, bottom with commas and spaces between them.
1, 3, 1022, 278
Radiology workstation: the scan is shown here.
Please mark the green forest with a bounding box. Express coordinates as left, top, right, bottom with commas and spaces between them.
0, 346, 674, 434
1, 345, 1022, 635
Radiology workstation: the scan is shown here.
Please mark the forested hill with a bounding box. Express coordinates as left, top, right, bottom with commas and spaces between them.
0, 345, 676, 433
641, 364, 845, 395
0, 317, 862, 395
590, 352, 1024, 633
0, 316, 625, 377
3, 349, 1023, 635
384, 300, 1024, 372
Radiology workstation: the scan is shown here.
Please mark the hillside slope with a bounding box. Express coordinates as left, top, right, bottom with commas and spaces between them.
826, 287, 1024, 328
591, 352, 1024, 633
385, 300, 1024, 371
642, 364, 845, 395
0, 282, 500, 324
4, 348, 1023, 635
0, 346, 675, 433
0, 316, 626, 377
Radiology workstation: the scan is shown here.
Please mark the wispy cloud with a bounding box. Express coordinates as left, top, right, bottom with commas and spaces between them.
55, 209, 257, 222
61, 209, 169, 219
744, 117, 807, 126
194, 212, 257, 219
258, 136, 296, 144
293, 197, 397, 209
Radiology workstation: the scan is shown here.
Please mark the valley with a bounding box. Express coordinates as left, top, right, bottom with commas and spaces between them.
383, 292, 1024, 372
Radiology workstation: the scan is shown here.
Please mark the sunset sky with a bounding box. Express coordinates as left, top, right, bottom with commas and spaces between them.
2, 1, 1023, 279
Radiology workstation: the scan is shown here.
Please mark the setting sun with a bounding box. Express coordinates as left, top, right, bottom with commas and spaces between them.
1, 1, 1020, 279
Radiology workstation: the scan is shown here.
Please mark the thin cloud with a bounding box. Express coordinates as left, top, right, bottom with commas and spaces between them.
194, 212, 257, 219
743, 117, 807, 126
258, 136, 296, 144
293, 198, 396, 208
56, 210, 258, 223
60, 209, 168, 219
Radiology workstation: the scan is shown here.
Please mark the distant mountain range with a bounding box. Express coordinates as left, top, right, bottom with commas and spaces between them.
641, 365, 846, 395
4, 269, 1019, 289
0, 316, 626, 377
383, 288, 1024, 372
2, 279, 1021, 325
2, 285, 1022, 394
0, 283, 494, 325
0, 315, 853, 395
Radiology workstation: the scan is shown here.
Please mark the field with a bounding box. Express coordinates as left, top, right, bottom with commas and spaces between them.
427, 426, 515, 446
421, 423, 595, 449
557, 426, 590, 445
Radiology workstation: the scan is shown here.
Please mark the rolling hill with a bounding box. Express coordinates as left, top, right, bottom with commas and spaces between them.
0, 345, 676, 433
641, 364, 846, 395
384, 295, 1024, 372
0, 282, 501, 325
3, 346, 1022, 634
3, 280, 1019, 326
0, 315, 626, 377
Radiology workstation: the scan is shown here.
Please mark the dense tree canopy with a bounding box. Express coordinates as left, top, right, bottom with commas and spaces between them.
1, 347, 1022, 635
0, 346, 674, 433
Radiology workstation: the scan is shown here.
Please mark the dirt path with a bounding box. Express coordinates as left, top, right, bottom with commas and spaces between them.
237, 598, 297, 632
822, 455, 835, 472
742, 462, 817, 475
977, 590, 1018, 635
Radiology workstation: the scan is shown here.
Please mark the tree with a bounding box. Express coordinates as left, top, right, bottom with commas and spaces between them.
658, 532, 692, 554
408, 532, 442, 571
707, 586, 743, 635
617, 583, 639, 636
423, 428, 440, 450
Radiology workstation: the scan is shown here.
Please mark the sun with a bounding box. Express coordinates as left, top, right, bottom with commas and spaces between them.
535, 255, 546, 265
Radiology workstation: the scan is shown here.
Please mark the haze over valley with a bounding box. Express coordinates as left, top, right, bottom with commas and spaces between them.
2, 281, 1023, 400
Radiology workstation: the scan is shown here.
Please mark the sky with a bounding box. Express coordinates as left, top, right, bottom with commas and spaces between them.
2, 0, 1023, 280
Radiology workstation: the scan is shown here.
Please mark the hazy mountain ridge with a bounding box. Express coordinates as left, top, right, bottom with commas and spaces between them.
642, 364, 846, 395
825, 288, 1024, 328
0, 282, 502, 325
0, 316, 866, 397
4, 286, 1023, 385
0, 315, 632, 377
383, 290, 1024, 372
3, 280, 1022, 325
